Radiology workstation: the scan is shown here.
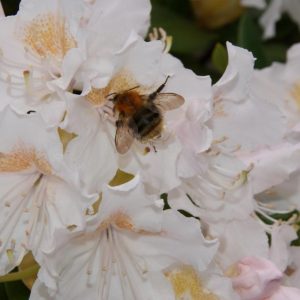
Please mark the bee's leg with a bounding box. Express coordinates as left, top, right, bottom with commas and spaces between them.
149, 141, 158, 153
100, 102, 115, 122
149, 75, 170, 100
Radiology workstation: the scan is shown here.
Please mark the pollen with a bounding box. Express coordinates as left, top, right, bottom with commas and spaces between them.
165, 266, 218, 300
86, 87, 106, 106
86, 70, 149, 106
23, 13, 76, 60
0, 148, 52, 175
98, 212, 135, 232
34, 155, 52, 175
113, 213, 134, 231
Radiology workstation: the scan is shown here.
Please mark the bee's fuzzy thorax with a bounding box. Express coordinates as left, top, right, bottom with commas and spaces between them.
114, 91, 143, 116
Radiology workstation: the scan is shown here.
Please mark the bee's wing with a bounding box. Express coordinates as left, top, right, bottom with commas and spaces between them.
115, 120, 135, 154
153, 93, 184, 112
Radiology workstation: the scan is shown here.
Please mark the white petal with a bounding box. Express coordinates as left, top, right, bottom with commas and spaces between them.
241, 0, 266, 8
241, 143, 300, 194
213, 42, 255, 103
0, 172, 39, 274
212, 218, 269, 269
62, 97, 117, 194
119, 137, 182, 193
259, 0, 283, 39
269, 224, 297, 271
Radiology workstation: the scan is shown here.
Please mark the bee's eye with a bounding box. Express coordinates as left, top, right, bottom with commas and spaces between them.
106, 92, 118, 102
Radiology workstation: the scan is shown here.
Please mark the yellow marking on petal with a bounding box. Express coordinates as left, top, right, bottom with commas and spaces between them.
0, 149, 34, 172
109, 169, 135, 187
57, 127, 77, 153
113, 213, 134, 231
86, 87, 106, 106
86, 70, 151, 106
0, 148, 52, 175
34, 155, 52, 175
99, 212, 134, 232
290, 82, 300, 110
23, 13, 76, 60
165, 266, 218, 300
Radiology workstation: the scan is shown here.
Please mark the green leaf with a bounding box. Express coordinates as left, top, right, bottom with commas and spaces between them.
1, 0, 20, 16
255, 211, 274, 225
262, 43, 287, 64
0, 283, 8, 300
160, 193, 170, 210
291, 229, 300, 246
4, 281, 30, 300
151, 0, 193, 18
151, 3, 217, 55
237, 13, 268, 68
270, 210, 299, 222
211, 43, 228, 74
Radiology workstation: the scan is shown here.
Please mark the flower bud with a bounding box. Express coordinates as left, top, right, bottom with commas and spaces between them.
190, 0, 244, 29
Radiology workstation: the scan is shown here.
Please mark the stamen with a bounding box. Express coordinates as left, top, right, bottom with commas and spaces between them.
148, 27, 173, 53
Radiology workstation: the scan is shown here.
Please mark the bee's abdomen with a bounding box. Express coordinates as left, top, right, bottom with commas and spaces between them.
130, 106, 162, 139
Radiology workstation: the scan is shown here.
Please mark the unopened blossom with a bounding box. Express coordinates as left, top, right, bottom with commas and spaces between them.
30, 177, 218, 300
229, 256, 300, 300
0, 107, 94, 275
189, 0, 244, 29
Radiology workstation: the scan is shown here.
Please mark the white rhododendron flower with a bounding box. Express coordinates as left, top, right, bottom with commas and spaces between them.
30, 178, 218, 300
0, 107, 94, 275
62, 37, 213, 194
0, 0, 150, 126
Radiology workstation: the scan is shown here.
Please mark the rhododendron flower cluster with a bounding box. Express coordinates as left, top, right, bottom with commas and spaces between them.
0, 0, 299, 299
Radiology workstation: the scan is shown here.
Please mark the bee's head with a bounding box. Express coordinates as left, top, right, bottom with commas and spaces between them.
106, 85, 140, 103
106, 92, 119, 103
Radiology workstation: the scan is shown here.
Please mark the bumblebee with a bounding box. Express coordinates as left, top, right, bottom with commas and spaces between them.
108, 76, 184, 154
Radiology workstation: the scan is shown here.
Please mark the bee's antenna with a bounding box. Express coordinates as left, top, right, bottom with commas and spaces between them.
149, 75, 171, 100
125, 85, 140, 92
